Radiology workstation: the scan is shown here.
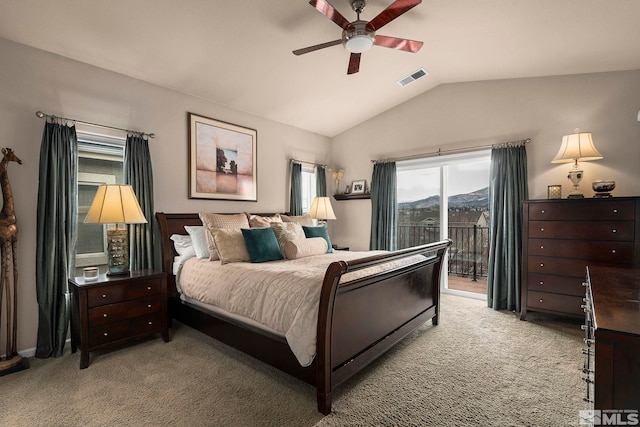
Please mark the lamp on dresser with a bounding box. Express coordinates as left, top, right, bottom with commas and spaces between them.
309, 196, 337, 227
84, 184, 147, 275
551, 129, 603, 198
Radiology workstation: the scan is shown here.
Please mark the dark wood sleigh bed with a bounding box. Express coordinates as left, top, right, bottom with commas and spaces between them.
156, 212, 451, 414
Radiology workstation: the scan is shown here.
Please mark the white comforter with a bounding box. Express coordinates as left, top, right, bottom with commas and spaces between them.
176, 251, 424, 366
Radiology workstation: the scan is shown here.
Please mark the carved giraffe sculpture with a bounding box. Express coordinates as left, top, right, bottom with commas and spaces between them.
0, 147, 25, 374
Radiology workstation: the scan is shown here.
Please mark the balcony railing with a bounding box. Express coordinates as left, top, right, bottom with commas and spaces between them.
398, 224, 490, 281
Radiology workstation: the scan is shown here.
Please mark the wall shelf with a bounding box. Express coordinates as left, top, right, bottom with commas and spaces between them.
333, 193, 371, 201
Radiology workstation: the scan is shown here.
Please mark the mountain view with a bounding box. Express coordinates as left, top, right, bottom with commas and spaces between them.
399, 187, 489, 210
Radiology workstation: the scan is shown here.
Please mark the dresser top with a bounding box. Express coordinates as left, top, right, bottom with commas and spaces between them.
589, 266, 640, 336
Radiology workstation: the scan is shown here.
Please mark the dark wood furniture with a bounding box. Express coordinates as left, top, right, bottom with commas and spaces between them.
156, 212, 451, 414
584, 267, 640, 414
70, 270, 169, 368
521, 197, 640, 320
331, 244, 350, 251
333, 193, 370, 200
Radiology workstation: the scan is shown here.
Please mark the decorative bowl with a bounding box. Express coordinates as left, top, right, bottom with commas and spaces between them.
592, 180, 616, 193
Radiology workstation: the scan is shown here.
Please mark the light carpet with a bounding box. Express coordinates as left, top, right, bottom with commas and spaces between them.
0, 294, 586, 426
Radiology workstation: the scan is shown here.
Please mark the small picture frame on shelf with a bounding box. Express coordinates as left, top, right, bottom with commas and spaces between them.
344, 185, 351, 194
351, 180, 366, 194
547, 185, 562, 199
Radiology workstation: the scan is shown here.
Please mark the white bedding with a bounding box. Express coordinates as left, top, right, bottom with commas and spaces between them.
176, 251, 426, 366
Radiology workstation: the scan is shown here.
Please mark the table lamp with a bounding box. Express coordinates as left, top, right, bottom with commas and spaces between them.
309, 196, 336, 227
84, 184, 147, 275
551, 129, 603, 198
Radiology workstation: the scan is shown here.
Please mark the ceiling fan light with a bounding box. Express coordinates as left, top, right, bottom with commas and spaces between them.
345, 34, 374, 53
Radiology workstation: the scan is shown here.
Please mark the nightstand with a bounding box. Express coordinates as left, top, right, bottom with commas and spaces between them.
69, 269, 169, 369
332, 244, 350, 251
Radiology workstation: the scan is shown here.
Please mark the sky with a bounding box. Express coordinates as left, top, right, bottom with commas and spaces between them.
397, 158, 490, 203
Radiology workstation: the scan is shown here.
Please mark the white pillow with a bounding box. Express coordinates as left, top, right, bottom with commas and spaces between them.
184, 226, 210, 259
170, 234, 196, 258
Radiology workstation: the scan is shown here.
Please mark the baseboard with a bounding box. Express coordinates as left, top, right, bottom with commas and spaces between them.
3, 338, 72, 359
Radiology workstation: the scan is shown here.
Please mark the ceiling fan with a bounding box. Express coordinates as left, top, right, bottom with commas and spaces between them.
293, 0, 423, 75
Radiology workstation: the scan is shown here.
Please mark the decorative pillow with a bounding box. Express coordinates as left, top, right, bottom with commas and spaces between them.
245, 213, 282, 228
283, 237, 328, 260
199, 213, 250, 261
211, 228, 251, 264
184, 226, 210, 259
302, 225, 333, 253
270, 222, 305, 255
241, 228, 284, 263
170, 234, 196, 258
280, 213, 314, 227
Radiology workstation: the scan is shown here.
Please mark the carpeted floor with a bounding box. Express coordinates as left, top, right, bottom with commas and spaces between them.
0, 294, 586, 426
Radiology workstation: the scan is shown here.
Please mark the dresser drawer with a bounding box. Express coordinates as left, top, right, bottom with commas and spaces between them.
86, 278, 163, 308
528, 256, 590, 278
528, 221, 633, 241
88, 295, 162, 326
527, 273, 585, 296
527, 290, 584, 316
528, 200, 635, 221
528, 239, 634, 263
89, 312, 162, 347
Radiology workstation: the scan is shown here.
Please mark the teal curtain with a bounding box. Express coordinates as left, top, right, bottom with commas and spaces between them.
36, 121, 78, 358
289, 161, 303, 215
369, 161, 397, 250
124, 134, 155, 270
487, 144, 528, 311
316, 166, 327, 197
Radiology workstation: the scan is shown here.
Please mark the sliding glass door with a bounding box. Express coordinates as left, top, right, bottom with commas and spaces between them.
397, 150, 490, 299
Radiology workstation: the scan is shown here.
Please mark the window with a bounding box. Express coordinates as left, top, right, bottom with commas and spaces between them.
397, 150, 490, 298
301, 166, 317, 213
75, 132, 125, 274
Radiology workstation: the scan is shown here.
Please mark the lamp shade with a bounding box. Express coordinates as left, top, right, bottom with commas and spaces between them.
308, 196, 336, 221
551, 131, 603, 163
84, 184, 147, 225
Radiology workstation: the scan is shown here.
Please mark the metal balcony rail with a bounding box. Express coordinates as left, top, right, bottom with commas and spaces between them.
398, 224, 489, 281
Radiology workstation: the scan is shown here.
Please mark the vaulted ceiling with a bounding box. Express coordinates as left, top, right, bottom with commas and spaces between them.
2, 0, 640, 137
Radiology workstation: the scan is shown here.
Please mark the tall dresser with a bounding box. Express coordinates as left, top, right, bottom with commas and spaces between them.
520, 197, 640, 320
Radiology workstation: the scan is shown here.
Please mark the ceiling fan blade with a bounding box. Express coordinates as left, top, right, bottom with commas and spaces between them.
293, 39, 342, 56
347, 53, 361, 75
366, 0, 421, 32
374, 35, 423, 53
309, 0, 351, 29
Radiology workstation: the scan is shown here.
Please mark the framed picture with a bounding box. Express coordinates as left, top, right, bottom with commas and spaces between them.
188, 113, 257, 201
351, 179, 366, 194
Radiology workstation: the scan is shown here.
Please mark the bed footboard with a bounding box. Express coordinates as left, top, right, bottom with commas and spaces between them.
315, 240, 451, 414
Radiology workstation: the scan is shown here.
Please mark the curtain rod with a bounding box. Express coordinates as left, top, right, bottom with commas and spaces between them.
372, 138, 531, 164
290, 158, 327, 168
35, 111, 156, 139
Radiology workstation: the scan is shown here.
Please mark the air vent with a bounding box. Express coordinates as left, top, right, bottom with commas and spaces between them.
397, 68, 429, 87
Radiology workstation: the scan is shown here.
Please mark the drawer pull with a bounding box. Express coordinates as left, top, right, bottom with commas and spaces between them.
103, 314, 108, 318
103, 332, 108, 337
541, 210, 545, 214
102, 294, 107, 298
539, 299, 543, 303
539, 281, 544, 286
612, 229, 617, 233
612, 249, 616, 254
613, 209, 618, 213
148, 321, 153, 325
540, 245, 544, 249
540, 263, 544, 267
540, 228, 545, 232
147, 286, 152, 290
147, 304, 152, 308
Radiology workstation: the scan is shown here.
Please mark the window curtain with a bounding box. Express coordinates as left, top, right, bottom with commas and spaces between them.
316, 166, 327, 197
289, 161, 303, 215
487, 143, 528, 311
369, 161, 397, 250
124, 134, 155, 270
35, 121, 78, 358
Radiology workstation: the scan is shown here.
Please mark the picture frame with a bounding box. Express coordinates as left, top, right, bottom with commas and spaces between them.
188, 112, 257, 201
351, 179, 366, 194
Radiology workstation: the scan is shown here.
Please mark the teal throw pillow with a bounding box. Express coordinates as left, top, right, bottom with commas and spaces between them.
302, 226, 333, 253
241, 227, 284, 263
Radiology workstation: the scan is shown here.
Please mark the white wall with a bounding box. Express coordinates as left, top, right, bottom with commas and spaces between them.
0, 38, 331, 355
329, 71, 640, 251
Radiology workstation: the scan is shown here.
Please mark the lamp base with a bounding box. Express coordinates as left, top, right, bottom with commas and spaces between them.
106, 228, 130, 276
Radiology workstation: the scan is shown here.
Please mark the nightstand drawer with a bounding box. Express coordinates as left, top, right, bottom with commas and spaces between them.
528, 221, 633, 240
89, 312, 162, 347
88, 295, 162, 326
527, 290, 584, 316
86, 279, 162, 307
